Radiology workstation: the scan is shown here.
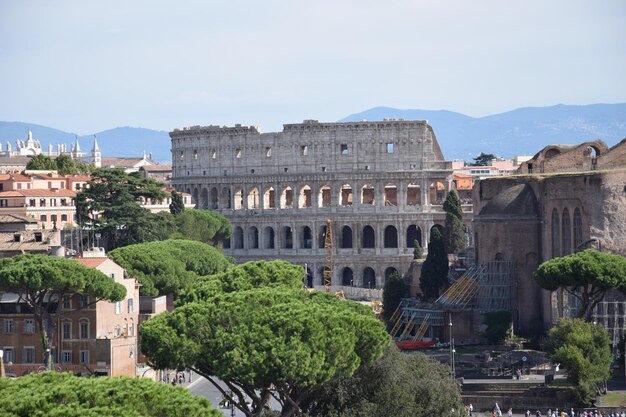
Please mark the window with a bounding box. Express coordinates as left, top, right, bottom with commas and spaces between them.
115, 301, 122, 314
62, 320, 72, 340
2, 347, 14, 363
79, 320, 89, 339
50, 199, 56, 207
110, 273, 115, 279
194, 150, 198, 160
340, 144, 349, 155
127, 298, 134, 314
3, 319, 15, 334
301, 145, 308, 156
179, 151, 184, 159
211, 149, 217, 159
23, 347, 35, 364
235, 148, 242, 158
34, 232, 42, 242
40, 214, 47, 222
29, 199, 35, 206
266, 147, 272, 157
23, 319, 35, 334
61, 214, 67, 221
78, 295, 88, 308
386, 143, 394, 153
60, 198, 67, 206
39, 198, 46, 207
0, 199, 7, 207
129, 321, 135, 337
17, 183, 22, 190
61, 351, 72, 364
80, 350, 89, 364
60, 181, 65, 188
51, 214, 57, 223
48, 181, 52, 188
75, 184, 81, 191
63, 296, 72, 310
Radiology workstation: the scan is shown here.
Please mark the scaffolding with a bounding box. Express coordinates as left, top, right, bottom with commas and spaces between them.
473, 260, 514, 312
591, 291, 626, 357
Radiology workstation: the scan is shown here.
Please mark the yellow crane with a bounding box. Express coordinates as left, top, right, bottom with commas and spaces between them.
323, 219, 333, 293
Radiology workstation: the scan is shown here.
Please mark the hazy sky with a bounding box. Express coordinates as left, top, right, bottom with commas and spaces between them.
1, 0, 625, 134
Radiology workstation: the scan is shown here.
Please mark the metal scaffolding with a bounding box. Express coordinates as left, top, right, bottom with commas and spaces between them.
592, 291, 626, 355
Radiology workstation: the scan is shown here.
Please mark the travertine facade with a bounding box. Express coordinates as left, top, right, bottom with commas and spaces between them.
171, 120, 462, 289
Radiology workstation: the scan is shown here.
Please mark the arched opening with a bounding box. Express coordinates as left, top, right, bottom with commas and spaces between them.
406, 225, 422, 248
545, 148, 561, 159
306, 268, 313, 288
361, 184, 375, 205
429, 181, 445, 205
192, 188, 199, 208
220, 187, 231, 209
340, 184, 353, 206
562, 208, 571, 256
342, 267, 354, 286
222, 237, 231, 249
362, 225, 375, 248
282, 226, 293, 249
264, 226, 275, 249
264, 186, 276, 209
551, 208, 560, 257
200, 188, 209, 209
384, 225, 398, 248
210, 187, 218, 209
495, 252, 504, 260
384, 267, 398, 279
341, 226, 353, 249
384, 183, 397, 206
301, 226, 312, 249
248, 227, 259, 249
363, 267, 376, 289
233, 227, 244, 249
573, 208, 583, 249
299, 185, 312, 208
406, 183, 421, 206
430, 224, 444, 237
318, 225, 329, 249
247, 187, 260, 209
280, 187, 294, 209
318, 185, 331, 208
234, 188, 243, 210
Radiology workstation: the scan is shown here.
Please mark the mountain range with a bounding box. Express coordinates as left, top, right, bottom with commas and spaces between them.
1, 103, 625, 163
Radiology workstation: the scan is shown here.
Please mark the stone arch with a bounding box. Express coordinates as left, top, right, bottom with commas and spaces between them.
342, 267, 354, 286
234, 188, 243, 210
429, 181, 445, 205
200, 188, 209, 209
544, 148, 561, 159
384, 267, 398, 279
233, 226, 244, 249
406, 225, 422, 248
301, 226, 312, 249
384, 182, 398, 206
362, 225, 375, 248
318, 185, 331, 208
341, 225, 353, 249
573, 207, 583, 249
263, 226, 275, 249
430, 224, 444, 236
281, 226, 293, 249
340, 184, 353, 206
280, 186, 294, 209
220, 187, 231, 209
248, 226, 259, 249
495, 252, 504, 260
306, 267, 313, 288
361, 183, 375, 205
363, 267, 376, 289
264, 186, 276, 209
210, 187, 218, 209
562, 208, 571, 256
384, 225, 398, 248
406, 183, 421, 205
247, 187, 260, 209
551, 208, 560, 257
318, 224, 329, 249
192, 188, 199, 208
299, 185, 312, 208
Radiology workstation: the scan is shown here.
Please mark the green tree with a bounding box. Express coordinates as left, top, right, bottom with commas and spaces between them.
169, 190, 186, 215
0, 372, 221, 417
109, 239, 232, 296
302, 345, 463, 417
140, 287, 390, 417
0, 254, 126, 369
442, 191, 466, 254
544, 319, 612, 406
534, 249, 626, 321
55, 154, 92, 175
413, 239, 423, 259
175, 209, 232, 246
382, 272, 408, 323
472, 152, 496, 166
76, 168, 166, 250
25, 154, 57, 171
419, 228, 449, 300
482, 311, 512, 344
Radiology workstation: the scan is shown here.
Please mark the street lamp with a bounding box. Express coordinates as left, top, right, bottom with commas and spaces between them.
449, 317, 456, 379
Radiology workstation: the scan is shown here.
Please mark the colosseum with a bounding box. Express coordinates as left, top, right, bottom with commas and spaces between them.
170, 119, 465, 292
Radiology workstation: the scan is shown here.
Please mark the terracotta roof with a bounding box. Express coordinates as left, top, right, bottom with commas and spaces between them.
101, 157, 157, 168
0, 189, 76, 197
0, 230, 57, 250
0, 156, 32, 165
73, 257, 108, 268
141, 165, 171, 172
0, 214, 36, 224
0, 173, 31, 181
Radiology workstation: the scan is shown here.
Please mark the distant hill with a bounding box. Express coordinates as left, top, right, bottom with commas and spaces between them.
0, 123, 171, 164
340, 103, 626, 160
2, 103, 625, 163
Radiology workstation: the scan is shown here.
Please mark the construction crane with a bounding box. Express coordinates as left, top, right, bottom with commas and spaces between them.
323, 218, 333, 293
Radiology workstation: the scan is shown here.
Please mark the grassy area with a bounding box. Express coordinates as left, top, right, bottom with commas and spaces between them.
598, 392, 626, 407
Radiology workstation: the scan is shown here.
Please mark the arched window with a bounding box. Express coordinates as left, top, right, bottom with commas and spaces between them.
384, 267, 398, 279
342, 268, 354, 286
200, 188, 209, 209
192, 188, 199, 208
341, 226, 353, 249
406, 183, 421, 206
361, 184, 375, 205
247, 187, 260, 209
430, 224, 444, 236
362, 226, 375, 248
551, 208, 560, 257
340, 184, 353, 206
406, 225, 422, 248
234, 188, 243, 210
318, 185, 331, 208
319, 225, 329, 249
282, 226, 293, 249
79, 318, 89, 339
264, 186, 276, 209
280, 187, 293, 209
299, 185, 312, 208
384, 183, 397, 206
306, 268, 313, 288
220, 187, 231, 209
210, 187, 218, 209
495, 252, 504, 260
233, 227, 244, 249
363, 267, 376, 289
562, 208, 571, 255
264, 227, 275, 249
384, 225, 398, 248
301, 226, 312, 249
248, 227, 259, 249
573, 208, 583, 250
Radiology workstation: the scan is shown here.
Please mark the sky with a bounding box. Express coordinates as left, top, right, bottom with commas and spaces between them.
1, 0, 625, 134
